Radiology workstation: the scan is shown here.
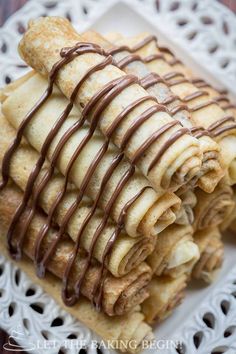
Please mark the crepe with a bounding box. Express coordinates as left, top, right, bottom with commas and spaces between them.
141, 274, 187, 324
113, 32, 236, 186
148, 37, 236, 186
230, 188, 236, 232
151, 44, 236, 120
0, 183, 152, 316
1, 72, 182, 241
223, 187, 236, 232
0, 111, 156, 278
18, 17, 203, 193
230, 217, 236, 232
220, 187, 236, 231
193, 181, 234, 231
175, 187, 197, 225
86, 30, 223, 193
192, 227, 224, 283
147, 224, 199, 278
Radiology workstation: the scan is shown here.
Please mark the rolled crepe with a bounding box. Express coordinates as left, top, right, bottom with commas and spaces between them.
18, 17, 203, 192
100, 32, 223, 193
115, 32, 236, 185
193, 181, 235, 231
151, 44, 236, 120
230, 188, 236, 232
0, 111, 156, 277
1, 73, 181, 240
0, 251, 153, 354
192, 227, 224, 283
220, 187, 236, 231
148, 38, 236, 186
147, 224, 199, 278
188, 87, 236, 185
0, 184, 152, 316
142, 274, 187, 324
230, 217, 236, 232
175, 187, 197, 225
190, 79, 236, 116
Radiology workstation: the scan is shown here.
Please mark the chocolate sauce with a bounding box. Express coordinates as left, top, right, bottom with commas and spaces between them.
149, 127, 189, 172
2, 41, 187, 310
211, 123, 236, 137
191, 78, 209, 89
166, 77, 189, 87
6, 47, 113, 259
222, 103, 236, 110
129, 34, 181, 66
191, 79, 236, 111
215, 96, 230, 104
208, 116, 236, 137
163, 72, 189, 86
3, 33, 235, 310
190, 99, 218, 112
119, 34, 235, 125
131, 35, 157, 52
108, 42, 216, 138
163, 72, 184, 80
130, 36, 236, 139
190, 126, 211, 139
139, 72, 166, 89
116, 54, 143, 70
144, 53, 167, 63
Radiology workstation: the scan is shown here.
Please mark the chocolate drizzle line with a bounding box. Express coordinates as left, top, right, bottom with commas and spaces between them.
1, 41, 187, 310
192, 78, 236, 110
130, 35, 182, 66
139, 72, 166, 88
116, 54, 142, 70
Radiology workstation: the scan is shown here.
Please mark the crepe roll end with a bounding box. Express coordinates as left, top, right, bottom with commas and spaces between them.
142, 275, 187, 324
109, 235, 155, 277
138, 192, 181, 237
167, 240, 200, 270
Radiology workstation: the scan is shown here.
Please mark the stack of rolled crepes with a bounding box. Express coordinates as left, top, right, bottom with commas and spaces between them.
0, 16, 235, 352
100, 29, 236, 282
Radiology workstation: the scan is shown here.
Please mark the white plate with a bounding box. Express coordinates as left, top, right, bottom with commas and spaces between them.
1, 1, 236, 354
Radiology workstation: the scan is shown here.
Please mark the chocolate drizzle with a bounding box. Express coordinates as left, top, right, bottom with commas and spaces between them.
191, 78, 209, 89
130, 35, 182, 66
2, 31, 235, 310
208, 116, 236, 137
190, 127, 211, 139
121, 35, 236, 137
144, 53, 167, 63
122, 34, 236, 132
139, 72, 166, 89
191, 78, 236, 111
107, 43, 213, 138
1, 40, 188, 310
130, 35, 157, 52
116, 54, 142, 70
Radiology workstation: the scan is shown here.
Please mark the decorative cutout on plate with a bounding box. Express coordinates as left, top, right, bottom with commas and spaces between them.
171, 266, 236, 354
